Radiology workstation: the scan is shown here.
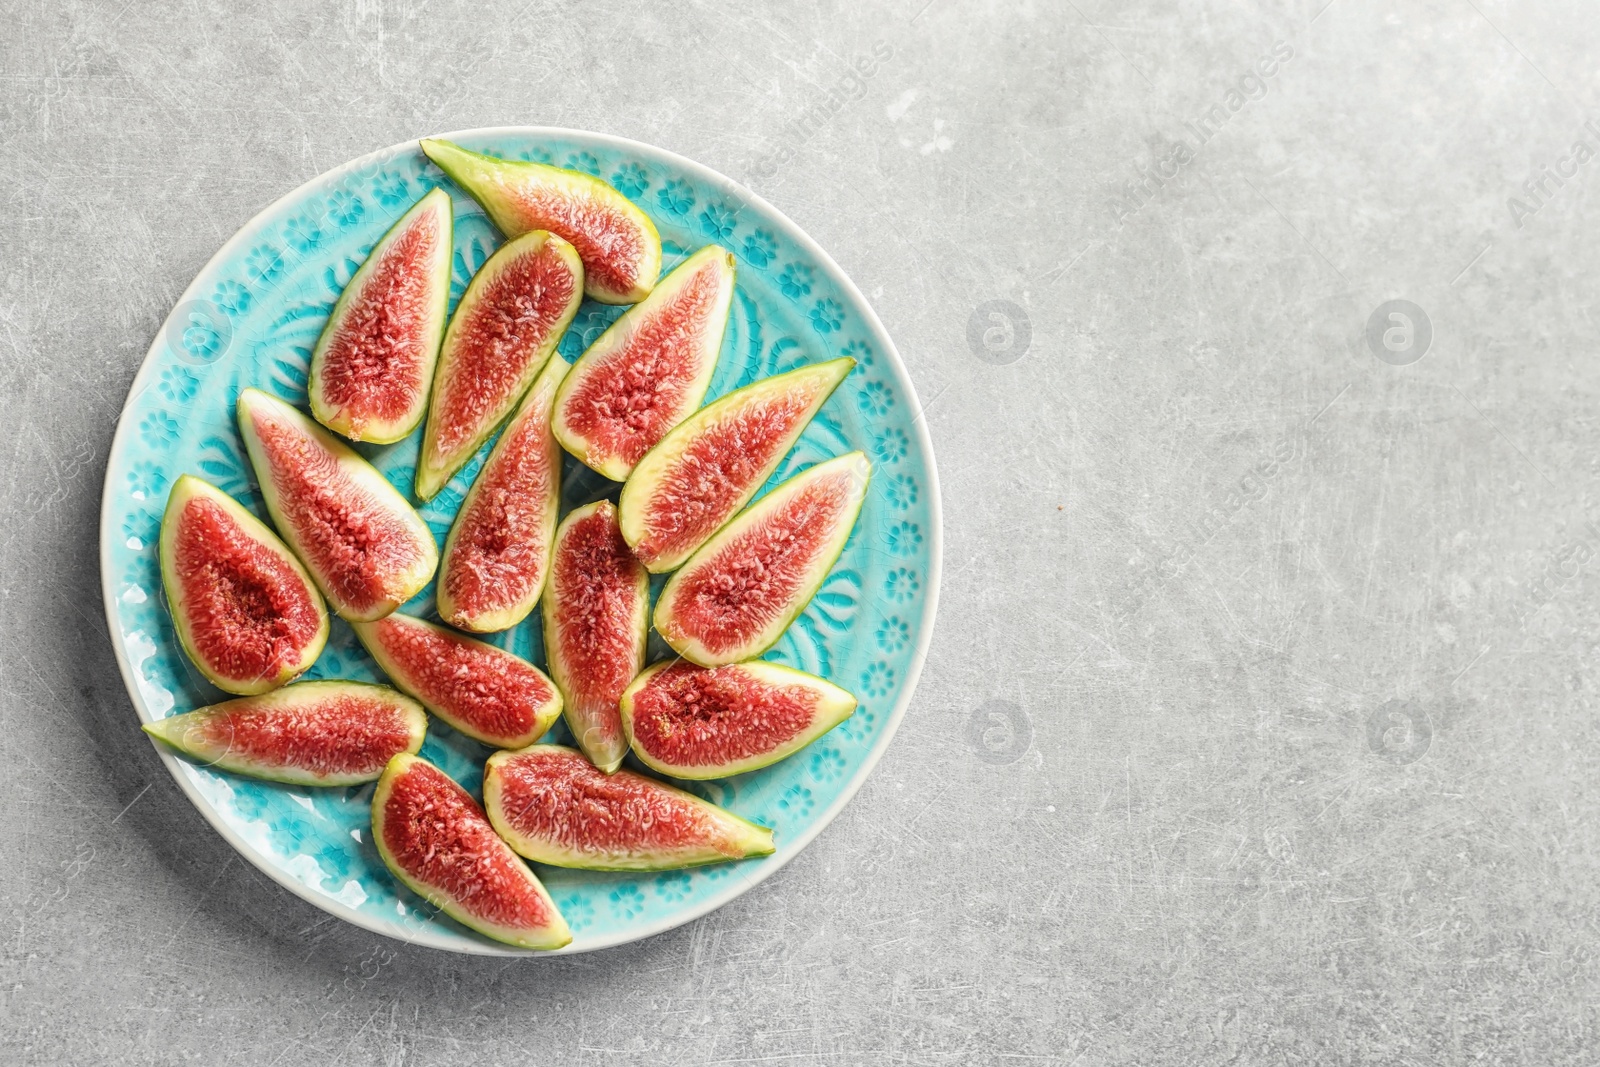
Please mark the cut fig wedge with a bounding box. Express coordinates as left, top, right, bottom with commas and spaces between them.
143, 680, 426, 786
621, 660, 856, 779
372, 754, 571, 950
653, 452, 871, 667
484, 745, 774, 871
414, 229, 583, 501
420, 138, 660, 304
436, 356, 568, 632
620, 357, 855, 573
351, 613, 561, 750
237, 388, 438, 622
160, 475, 328, 695
308, 188, 453, 443
541, 501, 649, 773
553, 246, 736, 481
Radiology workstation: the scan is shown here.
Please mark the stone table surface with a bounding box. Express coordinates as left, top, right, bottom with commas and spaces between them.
4, 1, 1599, 1063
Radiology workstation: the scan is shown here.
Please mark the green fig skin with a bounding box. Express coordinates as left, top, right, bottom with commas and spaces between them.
435, 355, 570, 632
620, 660, 856, 780
159, 474, 329, 696
541, 500, 649, 775
619, 357, 856, 573
142, 681, 426, 787
308, 188, 453, 444
483, 744, 775, 871
236, 388, 438, 623
653, 452, 871, 668
552, 246, 736, 481
420, 138, 660, 305
371, 753, 572, 950
349, 613, 563, 751
414, 231, 583, 503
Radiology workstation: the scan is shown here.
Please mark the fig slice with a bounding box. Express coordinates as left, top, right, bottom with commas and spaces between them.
159, 474, 328, 695
484, 745, 774, 870
414, 230, 584, 501
541, 501, 649, 774
308, 189, 453, 443
621, 660, 856, 779
350, 613, 561, 750
420, 138, 660, 305
552, 246, 736, 481
237, 388, 438, 622
436, 355, 569, 632
143, 680, 426, 786
372, 753, 571, 950
653, 452, 871, 667
620, 357, 855, 573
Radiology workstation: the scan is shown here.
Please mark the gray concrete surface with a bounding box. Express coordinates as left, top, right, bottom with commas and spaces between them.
4, 0, 1600, 1062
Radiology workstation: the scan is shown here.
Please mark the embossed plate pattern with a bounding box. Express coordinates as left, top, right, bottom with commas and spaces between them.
99, 128, 941, 954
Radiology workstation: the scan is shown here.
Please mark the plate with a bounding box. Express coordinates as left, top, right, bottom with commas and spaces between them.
99, 128, 941, 954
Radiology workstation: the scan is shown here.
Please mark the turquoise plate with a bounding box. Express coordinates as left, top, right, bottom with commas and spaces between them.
99, 128, 941, 955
